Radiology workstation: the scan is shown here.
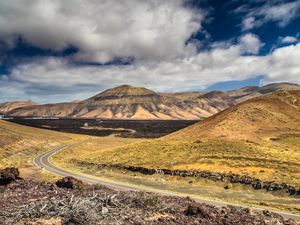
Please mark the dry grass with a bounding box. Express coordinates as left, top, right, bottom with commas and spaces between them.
57, 138, 300, 186
52, 136, 143, 169
0, 120, 88, 170
52, 92, 300, 186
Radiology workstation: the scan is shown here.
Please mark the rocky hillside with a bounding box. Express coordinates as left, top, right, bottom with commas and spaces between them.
0, 170, 297, 225
168, 90, 300, 141
72, 85, 236, 119
0, 100, 36, 114
3, 82, 300, 120
8, 102, 79, 118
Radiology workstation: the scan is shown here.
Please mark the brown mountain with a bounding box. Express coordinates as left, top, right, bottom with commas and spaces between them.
8, 102, 79, 118
73, 85, 236, 119
227, 82, 300, 103
168, 90, 300, 141
3, 82, 300, 120
0, 100, 36, 114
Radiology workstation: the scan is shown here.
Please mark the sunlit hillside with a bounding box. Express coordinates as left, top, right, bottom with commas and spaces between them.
0, 120, 87, 169
70, 91, 300, 186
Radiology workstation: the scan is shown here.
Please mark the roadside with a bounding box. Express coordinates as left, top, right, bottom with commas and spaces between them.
35, 142, 300, 221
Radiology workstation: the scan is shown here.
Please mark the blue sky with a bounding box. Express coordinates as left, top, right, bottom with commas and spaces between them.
0, 0, 299, 103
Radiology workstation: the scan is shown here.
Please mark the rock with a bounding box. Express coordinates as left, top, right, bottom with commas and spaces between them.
224, 183, 233, 189
284, 219, 298, 225
101, 206, 108, 215
56, 177, 88, 190
0, 167, 20, 185
252, 180, 263, 189
287, 187, 296, 195
185, 204, 210, 217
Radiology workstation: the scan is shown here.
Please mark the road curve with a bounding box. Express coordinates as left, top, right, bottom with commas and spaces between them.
33, 145, 300, 221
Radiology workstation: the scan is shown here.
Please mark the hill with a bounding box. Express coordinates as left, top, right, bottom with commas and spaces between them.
73, 85, 236, 119
75, 91, 300, 187
3, 82, 300, 120
8, 102, 79, 118
0, 119, 86, 169
227, 82, 300, 103
168, 90, 300, 141
0, 100, 36, 114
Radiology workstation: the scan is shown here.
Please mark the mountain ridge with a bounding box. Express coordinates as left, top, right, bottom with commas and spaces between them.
2, 82, 300, 120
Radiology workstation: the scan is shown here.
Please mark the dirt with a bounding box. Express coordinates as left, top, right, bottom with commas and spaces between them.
0, 177, 299, 225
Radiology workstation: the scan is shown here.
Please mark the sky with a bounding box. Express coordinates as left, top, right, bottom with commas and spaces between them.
0, 0, 300, 103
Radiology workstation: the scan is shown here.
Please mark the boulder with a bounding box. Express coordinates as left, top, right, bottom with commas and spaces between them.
252, 180, 263, 190
185, 203, 210, 217
55, 176, 88, 190
0, 167, 20, 185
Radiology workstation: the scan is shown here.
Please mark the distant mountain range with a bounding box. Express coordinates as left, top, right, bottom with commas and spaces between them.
1, 82, 300, 120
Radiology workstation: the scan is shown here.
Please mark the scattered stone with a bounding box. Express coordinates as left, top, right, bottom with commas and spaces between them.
185, 203, 210, 218
0, 167, 20, 185
224, 182, 233, 189
55, 176, 88, 190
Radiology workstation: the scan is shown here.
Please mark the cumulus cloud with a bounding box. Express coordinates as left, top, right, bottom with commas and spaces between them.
239, 33, 262, 54
0, 1, 299, 103
280, 36, 298, 43
238, 1, 300, 30
1, 34, 300, 103
0, 0, 204, 63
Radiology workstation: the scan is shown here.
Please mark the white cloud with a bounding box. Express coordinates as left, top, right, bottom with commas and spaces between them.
1, 34, 299, 103
242, 17, 256, 30
240, 1, 300, 30
280, 36, 298, 43
239, 33, 262, 54
0, 0, 204, 63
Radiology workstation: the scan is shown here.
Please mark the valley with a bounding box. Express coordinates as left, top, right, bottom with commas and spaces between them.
1, 85, 300, 222
48, 90, 300, 214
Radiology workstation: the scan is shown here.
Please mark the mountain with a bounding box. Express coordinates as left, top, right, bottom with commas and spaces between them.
87, 90, 300, 189
3, 82, 300, 120
168, 90, 300, 141
73, 85, 164, 119
227, 82, 300, 103
0, 100, 36, 114
72, 85, 236, 119
8, 102, 79, 118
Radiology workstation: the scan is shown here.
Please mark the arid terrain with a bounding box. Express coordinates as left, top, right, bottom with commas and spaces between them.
2, 171, 297, 225
2, 82, 300, 120
51, 90, 300, 214
1, 86, 300, 224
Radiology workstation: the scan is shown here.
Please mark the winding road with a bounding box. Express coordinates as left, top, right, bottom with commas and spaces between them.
33, 145, 300, 221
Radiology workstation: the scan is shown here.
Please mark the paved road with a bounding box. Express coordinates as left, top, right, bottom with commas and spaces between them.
33, 145, 300, 221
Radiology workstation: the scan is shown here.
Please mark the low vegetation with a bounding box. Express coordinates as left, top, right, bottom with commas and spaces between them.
0, 120, 87, 175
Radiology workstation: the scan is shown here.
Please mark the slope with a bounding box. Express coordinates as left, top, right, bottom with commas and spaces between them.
77, 91, 300, 186
4, 82, 300, 120
0, 119, 86, 169
0, 100, 36, 114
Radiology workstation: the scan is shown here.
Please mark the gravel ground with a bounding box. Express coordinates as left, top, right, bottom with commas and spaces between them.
0, 180, 299, 225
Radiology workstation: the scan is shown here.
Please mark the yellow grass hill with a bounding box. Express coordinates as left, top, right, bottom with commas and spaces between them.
168, 90, 300, 142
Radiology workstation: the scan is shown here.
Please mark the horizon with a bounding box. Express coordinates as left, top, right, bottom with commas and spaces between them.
1, 81, 299, 105
0, 0, 300, 103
